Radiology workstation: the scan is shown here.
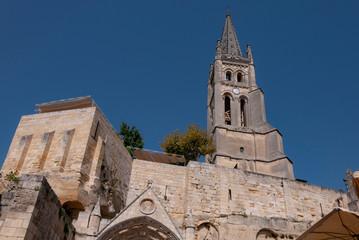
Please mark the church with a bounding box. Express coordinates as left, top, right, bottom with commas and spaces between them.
0, 11, 358, 240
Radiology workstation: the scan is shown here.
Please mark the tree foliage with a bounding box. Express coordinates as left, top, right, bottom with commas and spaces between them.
160, 124, 216, 165
117, 122, 144, 155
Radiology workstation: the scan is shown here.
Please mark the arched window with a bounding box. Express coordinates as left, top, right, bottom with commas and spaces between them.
240, 98, 247, 127
226, 72, 231, 81
224, 96, 231, 125
237, 72, 242, 82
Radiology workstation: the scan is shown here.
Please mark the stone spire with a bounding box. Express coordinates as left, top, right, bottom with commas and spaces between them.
220, 10, 242, 57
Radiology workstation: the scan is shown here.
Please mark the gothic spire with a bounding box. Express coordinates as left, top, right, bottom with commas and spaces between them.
220, 10, 242, 57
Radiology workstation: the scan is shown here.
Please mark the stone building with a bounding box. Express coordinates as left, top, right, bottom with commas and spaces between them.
0, 11, 358, 240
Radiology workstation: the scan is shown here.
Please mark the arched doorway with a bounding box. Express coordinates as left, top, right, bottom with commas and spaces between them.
97, 216, 180, 240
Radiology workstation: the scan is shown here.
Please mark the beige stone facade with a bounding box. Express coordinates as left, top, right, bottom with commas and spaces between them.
1, 97, 134, 237
0, 11, 358, 240
0, 97, 356, 240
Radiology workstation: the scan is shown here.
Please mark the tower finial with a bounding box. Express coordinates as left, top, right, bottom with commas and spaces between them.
247, 44, 253, 63
227, 9, 230, 16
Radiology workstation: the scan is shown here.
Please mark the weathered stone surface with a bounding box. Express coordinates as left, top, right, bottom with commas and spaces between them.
0, 174, 75, 240
1, 105, 133, 236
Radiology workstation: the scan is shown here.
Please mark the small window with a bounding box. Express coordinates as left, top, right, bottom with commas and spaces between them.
228, 189, 232, 200
237, 73, 242, 82
240, 147, 244, 153
226, 72, 231, 81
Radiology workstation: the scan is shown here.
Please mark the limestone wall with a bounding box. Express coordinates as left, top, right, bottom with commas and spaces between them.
2, 107, 97, 205
128, 160, 349, 239
127, 160, 187, 227
1, 106, 134, 236
0, 174, 75, 240
187, 162, 347, 222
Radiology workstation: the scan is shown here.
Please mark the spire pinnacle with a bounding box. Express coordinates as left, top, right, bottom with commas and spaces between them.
220, 11, 242, 57
247, 44, 253, 63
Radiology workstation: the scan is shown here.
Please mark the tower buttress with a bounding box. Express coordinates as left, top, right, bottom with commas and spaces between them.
206, 11, 294, 179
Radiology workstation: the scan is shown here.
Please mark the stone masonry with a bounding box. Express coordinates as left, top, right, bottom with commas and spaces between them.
0, 174, 75, 240
1, 97, 133, 237
0, 10, 358, 240
126, 159, 348, 239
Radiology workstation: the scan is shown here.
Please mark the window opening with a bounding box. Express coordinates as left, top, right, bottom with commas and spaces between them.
224, 96, 231, 125
226, 72, 231, 81
240, 147, 244, 153
237, 73, 242, 82
228, 189, 232, 200
240, 99, 247, 127
234, 164, 238, 169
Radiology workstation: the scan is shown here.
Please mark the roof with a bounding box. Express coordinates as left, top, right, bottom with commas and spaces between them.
133, 149, 186, 165
220, 10, 242, 57
297, 208, 359, 240
36, 96, 94, 113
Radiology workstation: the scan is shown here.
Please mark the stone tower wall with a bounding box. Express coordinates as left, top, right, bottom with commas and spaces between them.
1, 106, 134, 232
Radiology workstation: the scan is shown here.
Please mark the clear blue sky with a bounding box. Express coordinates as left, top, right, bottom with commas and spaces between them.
0, 1, 358, 190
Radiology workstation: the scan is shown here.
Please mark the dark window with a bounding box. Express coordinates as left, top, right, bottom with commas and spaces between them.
225, 96, 231, 125
237, 73, 242, 82
226, 72, 231, 81
228, 189, 232, 200
240, 147, 244, 153
240, 99, 247, 127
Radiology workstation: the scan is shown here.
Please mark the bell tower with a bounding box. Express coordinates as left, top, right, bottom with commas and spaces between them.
207, 11, 294, 179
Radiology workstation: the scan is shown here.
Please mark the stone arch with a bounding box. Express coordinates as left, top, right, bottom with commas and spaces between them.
224, 69, 233, 81
256, 228, 278, 240
97, 216, 180, 240
197, 222, 219, 240
62, 200, 85, 220
222, 92, 234, 100
236, 70, 244, 82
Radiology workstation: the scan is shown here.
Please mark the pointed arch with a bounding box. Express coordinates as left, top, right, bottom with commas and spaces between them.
97, 216, 180, 240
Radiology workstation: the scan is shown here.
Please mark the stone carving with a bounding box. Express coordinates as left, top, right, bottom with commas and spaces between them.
98, 216, 179, 240
139, 198, 156, 215
197, 223, 219, 240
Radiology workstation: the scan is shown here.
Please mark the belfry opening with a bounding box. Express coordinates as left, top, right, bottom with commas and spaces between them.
224, 96, 231, 125
240, 98, 247, 127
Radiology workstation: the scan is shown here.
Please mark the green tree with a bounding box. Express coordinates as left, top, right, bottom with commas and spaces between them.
160, 124, 216, 165
117, 122, 144, 155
